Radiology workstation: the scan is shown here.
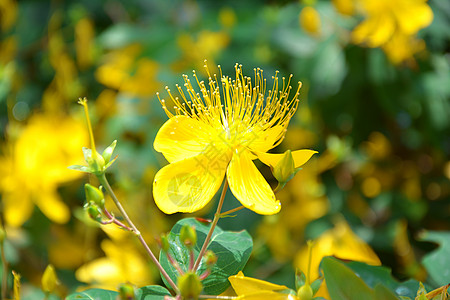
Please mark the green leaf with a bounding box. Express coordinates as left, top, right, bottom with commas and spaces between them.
66, 288, 119, 300
159, 218, 253, 295
374, 284, 400, 300
322, 256, 375, 300
418, 231, 450, 286
345, 261, 419, 299
135, 285, 172, 299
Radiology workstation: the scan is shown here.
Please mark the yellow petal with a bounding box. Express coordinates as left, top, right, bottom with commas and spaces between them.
247, 125, 285, 154
236, 291, 296, 300
153, 149, 231, 214
226, 151, 280, 215
256, 149, 318, 169
154, 115, 217, 163
229, 271, 289, 295
35, 189, 71, 224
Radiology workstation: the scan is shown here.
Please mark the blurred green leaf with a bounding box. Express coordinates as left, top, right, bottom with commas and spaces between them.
159, 218, 253, 295
419, 231, 450, 286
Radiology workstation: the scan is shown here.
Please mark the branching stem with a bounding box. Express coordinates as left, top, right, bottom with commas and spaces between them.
98, 174, 179, 294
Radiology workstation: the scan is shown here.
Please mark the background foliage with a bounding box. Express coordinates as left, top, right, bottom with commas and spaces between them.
0, 0, 449, 298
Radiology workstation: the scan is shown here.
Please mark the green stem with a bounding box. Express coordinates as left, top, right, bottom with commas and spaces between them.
97, 174, 179, 294
193, 179, 228, 272
1, 242, 7, 299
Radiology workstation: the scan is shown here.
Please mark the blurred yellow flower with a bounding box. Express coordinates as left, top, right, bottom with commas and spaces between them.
295, 219, 380, 298
332, 0, 355, 16
153, 64, 317, 215
299, 6, 321, 37
95, 44, 160, 97
75, 239, 152, 290
0, 114, 87, 227
0, 0, 17, 31
75, 17, 95, 69
351, 0, 433, 64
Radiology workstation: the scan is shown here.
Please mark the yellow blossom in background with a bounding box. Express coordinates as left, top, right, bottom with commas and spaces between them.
295, 219, 381, 298
299, 6, 321, 37
95, 44, 160, 97
75, 238, 153, 290
332, 0, 355, 16
175, 31, 230, 70
351, 0, 433, 64
219, 7, 237, 29
153, 63, 317, 215
75, 17, 95, 70
0, 114, 87, 227
0, 0, 17, 31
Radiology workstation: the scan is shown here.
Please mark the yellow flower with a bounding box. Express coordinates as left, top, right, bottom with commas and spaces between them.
0, 114, 87, 227
229, 271, 296, 300
351, 0, 433, 48
295, 219, 381, 298
153, 64, 317, 215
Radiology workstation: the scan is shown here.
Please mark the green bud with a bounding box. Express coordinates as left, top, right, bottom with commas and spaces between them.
118, 283, 136, 300
180, 225, 197, 249
204, 250, 217, 269
178, 272, 202, 300
84, 184, 105, 208
86, 203, 103, 222
297, 284, 313, 300
42, 264, 59, 294
273, 150, 299, 186
160, 233, 170, 252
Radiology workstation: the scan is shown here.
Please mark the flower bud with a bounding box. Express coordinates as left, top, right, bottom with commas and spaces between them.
297, 284, 313, 300
180, 225, 197, 249
273, 150, 299, 187
86, 203, 103, 222
84, 184, 105, 208
118, 283, 136, 300
204, 250, 217, 269
178, 272, 203, 300
160, 233, 170, 252
42, 264, 59, 294
83, 147, 106, 175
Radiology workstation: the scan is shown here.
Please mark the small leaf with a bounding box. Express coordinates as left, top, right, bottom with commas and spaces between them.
322, 256, 375, 300
102, 140, 117, 164
310, 277, 323, 295
135, 285, 171, 299
104, 155, 118, 169
295, 269, 307, 291
66, 288, 119, 299
159, 218, 253, 295
68, 165, 93, 173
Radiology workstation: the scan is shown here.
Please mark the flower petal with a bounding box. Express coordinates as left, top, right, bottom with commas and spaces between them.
227, 151, 280, 215
246, 125, 285, 154
255, 149, 317, 169
153, 149, 231, 214
229, 271, 289, 296
154, 115, 217, 163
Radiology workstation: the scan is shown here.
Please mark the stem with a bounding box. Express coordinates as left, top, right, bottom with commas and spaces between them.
102, 209, 132, 230
220, 205, 244, 216
1, 242, 8, 299
98, 174, 179, 294
193, 179, 228, 272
